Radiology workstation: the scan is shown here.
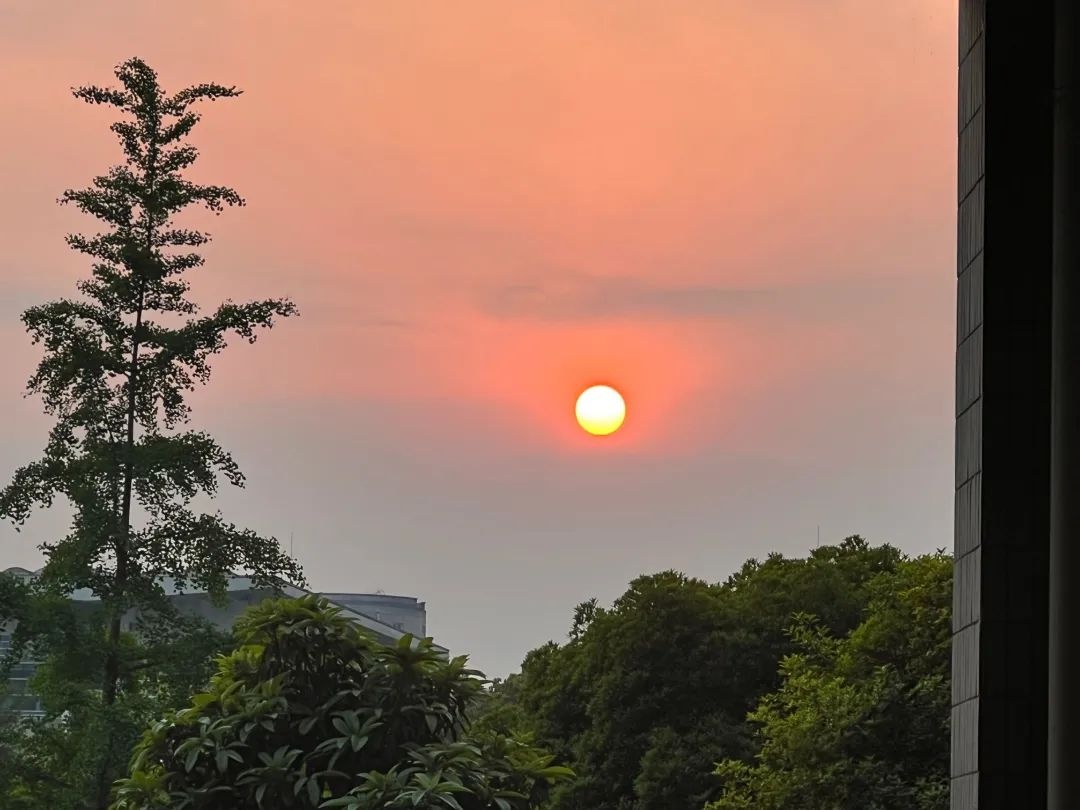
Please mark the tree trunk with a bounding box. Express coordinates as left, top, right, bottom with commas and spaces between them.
95, 277, 145, 809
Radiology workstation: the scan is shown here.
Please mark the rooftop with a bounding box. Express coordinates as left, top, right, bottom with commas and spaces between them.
1, 568, 443, 653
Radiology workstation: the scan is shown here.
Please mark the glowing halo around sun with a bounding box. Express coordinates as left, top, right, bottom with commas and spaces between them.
575, 385, 626, 436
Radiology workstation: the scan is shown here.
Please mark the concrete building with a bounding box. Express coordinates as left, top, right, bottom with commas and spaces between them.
1, 568, 441, 720
951, 2, 1080, 808
0, 634, 42, 719
319, 592, 426, 638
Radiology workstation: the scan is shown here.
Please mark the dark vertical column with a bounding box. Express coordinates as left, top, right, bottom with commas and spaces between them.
951, 4, 986, 805
1049, 0, 1080, 805
951, 2, 1054, 808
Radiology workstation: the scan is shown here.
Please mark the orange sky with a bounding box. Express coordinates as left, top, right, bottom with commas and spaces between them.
0, 1, 957, 676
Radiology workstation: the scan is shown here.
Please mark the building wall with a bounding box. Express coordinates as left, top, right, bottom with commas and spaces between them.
951, 1, 1054, 806
320, 593, 427, 638
125, 589, 418, 646
0, 629, 43, 719
121, 588, 274, 636
1, 571, 435, 719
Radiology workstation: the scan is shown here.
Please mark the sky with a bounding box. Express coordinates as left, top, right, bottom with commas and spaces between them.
0, 1, 956, 677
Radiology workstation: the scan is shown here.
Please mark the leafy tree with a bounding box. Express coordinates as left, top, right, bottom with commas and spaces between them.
0, 58, 300, 806
718, 537, 905, 712
0, 584, 232, 809
561, 571, 747, 810
0, 695, 155, 809
632, 717, 748, 810
470, 678, 531, 745
0, 713, 75, 808
481, 538, 907, 810
708, 553, 952, 810
111, 595, 573, 809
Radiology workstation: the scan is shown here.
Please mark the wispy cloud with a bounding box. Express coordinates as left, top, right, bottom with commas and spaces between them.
481, 270, 941, 324
483, 273, 774, 321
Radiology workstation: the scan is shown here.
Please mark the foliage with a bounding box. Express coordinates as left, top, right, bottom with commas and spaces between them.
111, 595, 572, 809
708, 553, 952, 810
631, 716, 748, 810
479, 537, 911, 810
0, 53, 301, 693
470, 679, 530, 744
0, 57, 300, 806
0, 695, 160, 809
0, 583, 232, 809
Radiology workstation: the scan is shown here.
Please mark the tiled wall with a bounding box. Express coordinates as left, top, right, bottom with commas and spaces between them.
951, 3, 985, 803
951, 1, 1054, 807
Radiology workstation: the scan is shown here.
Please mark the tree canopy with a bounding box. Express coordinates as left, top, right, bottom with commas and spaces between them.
111, 595, 572, 809
477, 538, 948, 810
0, 577, 232, 808
708, 552, 951, 809
0, 57, 301, 808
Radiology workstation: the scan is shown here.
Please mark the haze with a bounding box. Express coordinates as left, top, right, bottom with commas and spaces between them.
0, 1, 955, 677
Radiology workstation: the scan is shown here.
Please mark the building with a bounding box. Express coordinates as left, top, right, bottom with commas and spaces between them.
0, 631, 42, 719
951, 2, 1080, 808
319, 592, 427, 638
1, 567, 441, 720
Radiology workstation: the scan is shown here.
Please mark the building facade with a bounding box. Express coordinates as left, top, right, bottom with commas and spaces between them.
1, 568, 440, 720
951, 2, 1080, 808
319, 592, 426, 638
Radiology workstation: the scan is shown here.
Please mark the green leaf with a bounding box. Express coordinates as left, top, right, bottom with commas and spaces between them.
184, 747, 201, 773
102, 596, 572, 810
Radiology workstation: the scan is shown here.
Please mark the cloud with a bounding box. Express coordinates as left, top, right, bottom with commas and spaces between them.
484, 273, 774, 322
481, 270, 945, 325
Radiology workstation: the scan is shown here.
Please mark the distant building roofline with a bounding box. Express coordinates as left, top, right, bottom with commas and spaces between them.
320, 592, 424, 605
281, 585, 446, 655
3, 568, 445, 655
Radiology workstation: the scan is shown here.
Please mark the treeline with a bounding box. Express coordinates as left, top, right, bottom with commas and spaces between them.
474, 537, 952, 810
2, 538, 951, 809
0, 592, 575, 809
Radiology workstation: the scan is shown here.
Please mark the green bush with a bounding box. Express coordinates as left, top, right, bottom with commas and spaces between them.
111, 596, 572, 809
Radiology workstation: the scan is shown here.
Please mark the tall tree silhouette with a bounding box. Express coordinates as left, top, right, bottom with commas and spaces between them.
0, 58, 302, 807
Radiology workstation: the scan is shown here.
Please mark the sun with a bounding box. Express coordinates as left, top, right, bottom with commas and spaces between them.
575, 385, 626, 436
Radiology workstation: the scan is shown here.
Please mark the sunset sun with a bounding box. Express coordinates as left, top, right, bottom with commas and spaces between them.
575, 385, 626, 436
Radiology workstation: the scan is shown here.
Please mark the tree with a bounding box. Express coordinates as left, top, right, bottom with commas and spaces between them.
0, 714, 74, 808
479, 538, 908, 810
708, 553, 952, 810
631, 716, 748, 810
0, 577, 233, 808
111, 595, 573, 809
0, 58, 301, 807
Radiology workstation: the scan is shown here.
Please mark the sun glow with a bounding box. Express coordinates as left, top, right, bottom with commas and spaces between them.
575, 385, 626, 436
